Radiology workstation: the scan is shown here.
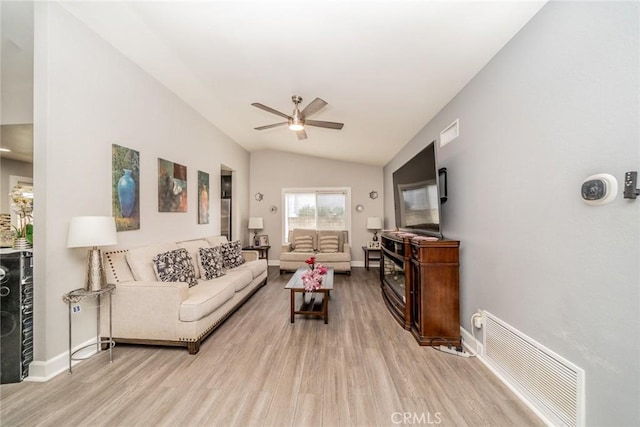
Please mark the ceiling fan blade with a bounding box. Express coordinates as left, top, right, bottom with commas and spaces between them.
296, 129, 308, 140
254, 122, 288, 130
251, 103, 291, 120
300, 97, 328, 118
305, 120, 344, 130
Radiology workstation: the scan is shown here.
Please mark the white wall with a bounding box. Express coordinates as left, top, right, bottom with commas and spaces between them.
0, 0, 34, 125
32, 3, 250, 374
384, 2, 639, 425
249, 150, 383, 264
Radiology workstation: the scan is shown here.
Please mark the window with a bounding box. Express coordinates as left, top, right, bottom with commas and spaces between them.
283, 188, 351, 242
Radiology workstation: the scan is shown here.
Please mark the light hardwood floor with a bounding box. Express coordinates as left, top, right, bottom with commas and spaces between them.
0, 267, 542, 426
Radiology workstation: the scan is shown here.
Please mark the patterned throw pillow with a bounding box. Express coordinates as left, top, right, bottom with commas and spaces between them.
197, 247, 225, 280
319, 235, 339, 253
293, 235, 314, 253
221, 240, 245, 269
152, 248, 198, 287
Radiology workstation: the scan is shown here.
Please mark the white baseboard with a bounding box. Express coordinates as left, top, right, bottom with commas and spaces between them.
460, 326, 483, 355
25, 337, 97, 382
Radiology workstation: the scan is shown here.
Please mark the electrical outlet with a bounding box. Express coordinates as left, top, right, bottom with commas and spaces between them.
473, 309, 483, 328
72, 305, 81, 314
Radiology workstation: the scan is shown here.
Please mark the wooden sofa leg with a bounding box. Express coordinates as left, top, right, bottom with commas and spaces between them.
187, 340, 200, 355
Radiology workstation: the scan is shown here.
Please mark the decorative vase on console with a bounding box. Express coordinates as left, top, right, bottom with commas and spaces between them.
117, 169, 136, 218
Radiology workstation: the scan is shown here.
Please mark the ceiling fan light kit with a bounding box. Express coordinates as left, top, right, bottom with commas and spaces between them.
252, 95, 344, 140
288, 121, 304, 132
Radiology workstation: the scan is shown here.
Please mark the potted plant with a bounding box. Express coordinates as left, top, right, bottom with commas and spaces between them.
9, 185, 33, 249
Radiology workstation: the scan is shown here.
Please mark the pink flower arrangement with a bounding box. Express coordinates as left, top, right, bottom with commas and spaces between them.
301, 256, 327, 291
305, 256, 317, 269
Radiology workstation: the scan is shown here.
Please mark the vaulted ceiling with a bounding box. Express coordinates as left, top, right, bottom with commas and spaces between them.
2, 1, 547, 166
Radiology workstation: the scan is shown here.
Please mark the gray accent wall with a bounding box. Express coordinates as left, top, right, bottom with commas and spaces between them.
383, 2, 639, 425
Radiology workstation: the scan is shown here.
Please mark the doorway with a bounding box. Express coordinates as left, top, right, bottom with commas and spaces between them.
221, 168, 232, 240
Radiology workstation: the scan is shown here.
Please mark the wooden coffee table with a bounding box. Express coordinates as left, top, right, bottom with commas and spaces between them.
285, 267, 334, 324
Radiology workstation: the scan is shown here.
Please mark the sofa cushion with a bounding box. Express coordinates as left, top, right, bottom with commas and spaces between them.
176, 239, 210, 279
104, 250, 135, 284
318, 235, 339, 253
233, 259, 267, 280
197, 246, 226, 280
179, 279, 236, 322
152, 248, 198, 287
293, 235, 314, 253
280, 251, 318, 262
126, 242, 179, 281
317, 230, 346, 252
225, 268, 254, 292
221, 240, 245, 269
314, 251, 351, 262
205, 235, 228, 247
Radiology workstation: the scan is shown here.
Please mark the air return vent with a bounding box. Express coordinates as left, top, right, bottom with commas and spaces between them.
482, 311, 585, 426
439, 119, 459, 147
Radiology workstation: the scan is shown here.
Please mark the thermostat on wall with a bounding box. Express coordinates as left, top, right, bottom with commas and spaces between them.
581, 173, 618, 205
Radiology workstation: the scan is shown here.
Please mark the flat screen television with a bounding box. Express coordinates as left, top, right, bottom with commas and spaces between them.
392, 141, 445, 238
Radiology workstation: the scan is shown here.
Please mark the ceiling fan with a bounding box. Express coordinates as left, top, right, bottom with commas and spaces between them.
251, 95, 344, 140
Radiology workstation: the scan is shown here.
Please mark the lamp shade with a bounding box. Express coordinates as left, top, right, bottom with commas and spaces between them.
248, 217, 264, 230
67, 216, 118, 248
366, 217, 383, 230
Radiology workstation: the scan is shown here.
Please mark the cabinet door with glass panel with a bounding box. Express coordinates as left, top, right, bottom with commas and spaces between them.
382, 252, 406, 303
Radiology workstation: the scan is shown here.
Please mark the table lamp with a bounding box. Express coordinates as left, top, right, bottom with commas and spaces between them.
67, 216, 118, 291
248, 217, 264, 246
367, 217, 383, 241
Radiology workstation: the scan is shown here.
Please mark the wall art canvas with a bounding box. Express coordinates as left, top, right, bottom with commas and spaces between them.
112, 144, 140, 231
158, 158, 188, 212
198, 171, 210, 224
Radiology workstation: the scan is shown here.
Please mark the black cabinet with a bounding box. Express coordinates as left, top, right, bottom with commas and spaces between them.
0, 250, 33, 383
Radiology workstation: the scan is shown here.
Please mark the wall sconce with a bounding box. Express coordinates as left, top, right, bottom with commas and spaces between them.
369, 191, 378, 200
254, 192, 264, 202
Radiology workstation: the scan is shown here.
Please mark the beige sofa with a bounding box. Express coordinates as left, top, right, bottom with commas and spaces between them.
101, 236, 267, 354
280, 229, 351, 274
